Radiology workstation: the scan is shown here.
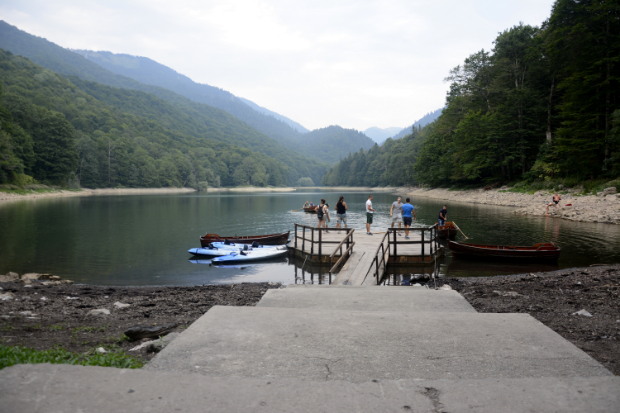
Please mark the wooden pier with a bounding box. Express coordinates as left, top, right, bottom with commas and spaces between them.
288, 224, 444, 286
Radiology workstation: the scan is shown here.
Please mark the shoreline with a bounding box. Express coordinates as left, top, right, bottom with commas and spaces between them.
0, 187, 197, 203
394, 186, 620, 225
0, 265, 617, 375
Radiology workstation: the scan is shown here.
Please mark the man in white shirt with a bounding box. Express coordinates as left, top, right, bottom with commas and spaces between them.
365, 195, 375, 235
390, 196, 403, 236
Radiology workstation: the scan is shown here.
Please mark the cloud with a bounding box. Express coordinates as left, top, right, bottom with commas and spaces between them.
0, 0, 555, 130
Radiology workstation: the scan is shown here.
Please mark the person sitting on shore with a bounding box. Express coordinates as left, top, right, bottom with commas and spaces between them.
546, 193, 561, 215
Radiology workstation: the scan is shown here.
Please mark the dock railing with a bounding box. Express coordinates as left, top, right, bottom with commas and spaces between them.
371, 225, 439, 284
293, 224, 354, 265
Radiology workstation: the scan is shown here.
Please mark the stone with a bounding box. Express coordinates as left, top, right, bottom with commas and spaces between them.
20, 273, 55, 281
86, 309, 110, 316
145, 332, 181, 353
0, 272, 19, 282
41, 281, 62, 286
19, 311, 36, 316
412, 283, 422, 287
601, 187, 617, 196
66, 297, 79, 300
113, 301, 130, 309
95, 347, 107, 354
129, 340, 156, 352
0, 292, 15, 300
604, 194, 617, 201
573, 309, 593, 317
49, 276, 61, 280
440, 284, 452, 290
60, 279, 73, 284
124, 323, 178, 341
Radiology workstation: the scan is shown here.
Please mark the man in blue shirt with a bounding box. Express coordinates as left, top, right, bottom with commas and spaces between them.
401, 198, 416, 239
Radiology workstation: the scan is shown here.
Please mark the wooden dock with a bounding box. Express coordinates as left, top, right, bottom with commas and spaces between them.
288, 224, 444, 286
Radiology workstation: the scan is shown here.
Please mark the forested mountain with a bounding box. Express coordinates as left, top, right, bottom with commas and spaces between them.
391, 108, 444, 140
70, 49, 305, 143
294, 126, 375, 164
324, 0, 620, 187
0, 21, 326, 185
0, 50, 325, 187
237, 97, 309, 133
363, 126, 403, 144
321, 128, 426, 187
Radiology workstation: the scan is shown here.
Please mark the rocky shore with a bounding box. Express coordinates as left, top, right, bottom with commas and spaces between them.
402, 186, 620, 224
2, 267, 619, 375
0, 187, 197, 202
0, 277, 281, 363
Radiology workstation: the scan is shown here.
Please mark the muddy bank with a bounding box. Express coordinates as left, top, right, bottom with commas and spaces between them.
436, 265, 620, 375
401, 187, 620, 224
0, 187, 196, 203
0, 282, 280, 363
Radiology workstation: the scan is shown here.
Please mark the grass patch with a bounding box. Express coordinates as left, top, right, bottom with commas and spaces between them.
0, 344, 143, 370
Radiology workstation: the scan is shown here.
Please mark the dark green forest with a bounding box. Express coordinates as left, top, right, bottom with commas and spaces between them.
0, 50, 325, 188
324, 0, 620, 187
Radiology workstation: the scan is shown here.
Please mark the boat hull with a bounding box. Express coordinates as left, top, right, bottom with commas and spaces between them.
200, 231, 290, 247
448, 241, 561, 262
437, 222, 458, 238
211, 246, 289, 263
303, 207, 317, 213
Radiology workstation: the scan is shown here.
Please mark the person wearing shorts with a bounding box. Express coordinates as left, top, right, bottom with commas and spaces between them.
316, 199, 327, 228
401, 198, 416, 239
365, 195, 375, 235
336, 196, 347, 231
390, 196, 404, 236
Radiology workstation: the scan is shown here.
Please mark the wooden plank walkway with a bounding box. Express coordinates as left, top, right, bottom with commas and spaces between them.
289, 226, 442, 286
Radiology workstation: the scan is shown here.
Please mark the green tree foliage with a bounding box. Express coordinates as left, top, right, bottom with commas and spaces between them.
326, 1, 619, 187
0, 49, 326, 187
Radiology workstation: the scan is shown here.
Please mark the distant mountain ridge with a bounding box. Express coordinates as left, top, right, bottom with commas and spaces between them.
297, 126, 375, 164
237, 97, 309, 133
70, 49, 306, 144
392, 108, 444, 140
363, 126, 403, 144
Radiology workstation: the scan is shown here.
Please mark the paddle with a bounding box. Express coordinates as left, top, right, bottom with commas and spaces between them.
453, 222, 469, 239
291, 205, 307, 212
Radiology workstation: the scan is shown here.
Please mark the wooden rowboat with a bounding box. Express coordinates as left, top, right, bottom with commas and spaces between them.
437, 221, 458, 238
448, 240, 561, 262
303, 206, 317, 213
200, 231, 290, 247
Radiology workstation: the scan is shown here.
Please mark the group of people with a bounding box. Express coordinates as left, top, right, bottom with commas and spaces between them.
306, 195, 448, 239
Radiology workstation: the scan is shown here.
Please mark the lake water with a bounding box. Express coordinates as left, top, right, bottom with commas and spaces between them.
1, 190, 619, 286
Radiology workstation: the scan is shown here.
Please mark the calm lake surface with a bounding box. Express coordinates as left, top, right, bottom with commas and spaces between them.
1, 190, 619, 286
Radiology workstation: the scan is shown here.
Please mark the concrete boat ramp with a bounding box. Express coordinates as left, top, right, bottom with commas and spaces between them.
1, 284, 618, 412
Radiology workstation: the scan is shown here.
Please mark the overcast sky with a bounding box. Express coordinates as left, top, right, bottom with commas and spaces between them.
1, 0, 555, 131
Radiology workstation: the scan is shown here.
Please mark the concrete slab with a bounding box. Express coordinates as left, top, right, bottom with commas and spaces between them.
2, 364, 618, 413
144, 306, 611, 381
257, 286, 476, 312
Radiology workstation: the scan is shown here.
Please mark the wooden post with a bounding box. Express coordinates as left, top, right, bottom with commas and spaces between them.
311, 228, 314, 258
421, 228, 425, 260
318, 229, 322, 263
294, 224, 298, 249
393, 229, 397, 257
302, 226, 306, 253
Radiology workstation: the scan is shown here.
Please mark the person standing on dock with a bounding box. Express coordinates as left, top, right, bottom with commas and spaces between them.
335, 196, 348, 232
402, 198, 416, 239
324, 203, 331, 233
438, 205, 447, 226
316, 199, 326, 228
390, 196, 404, 235
366, 195, 375, 235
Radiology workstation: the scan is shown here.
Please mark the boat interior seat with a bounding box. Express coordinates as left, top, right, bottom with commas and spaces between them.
252, 241, 260, 248
243, 244, 252, 251
208, 243, 217, 249
240, 251, 247, 256
224, 239, 232, 245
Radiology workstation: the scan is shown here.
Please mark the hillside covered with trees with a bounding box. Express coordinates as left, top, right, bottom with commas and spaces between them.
324, 0, 620, 188
0, 50, 325, 188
